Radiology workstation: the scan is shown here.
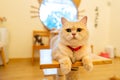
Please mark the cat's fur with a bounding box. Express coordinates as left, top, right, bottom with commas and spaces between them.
51, 16, 93, 75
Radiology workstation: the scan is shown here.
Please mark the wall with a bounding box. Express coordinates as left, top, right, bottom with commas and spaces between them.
79, 0, 111, 54
110, 0, 120, 57
0, 0, 45, 58
0, 0, 114, 58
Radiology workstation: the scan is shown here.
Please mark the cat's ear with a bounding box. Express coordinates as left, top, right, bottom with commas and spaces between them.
61, 17, 68, 25
80, 16, 87, 26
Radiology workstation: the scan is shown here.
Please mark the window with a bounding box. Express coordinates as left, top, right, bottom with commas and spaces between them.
39, 0, 78, 30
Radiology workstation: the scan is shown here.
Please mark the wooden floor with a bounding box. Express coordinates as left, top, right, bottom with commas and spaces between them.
0, 58, 120, 80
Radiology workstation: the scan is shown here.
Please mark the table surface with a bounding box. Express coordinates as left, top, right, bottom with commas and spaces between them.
40, 49, 112, 69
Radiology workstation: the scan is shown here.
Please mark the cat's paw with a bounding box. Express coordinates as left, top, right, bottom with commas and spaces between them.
83, 63, 93, 71
82, 56, 93, 71
59, 57, 72, 74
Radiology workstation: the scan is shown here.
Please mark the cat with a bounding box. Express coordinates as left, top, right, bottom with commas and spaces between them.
51, 16, 93, 75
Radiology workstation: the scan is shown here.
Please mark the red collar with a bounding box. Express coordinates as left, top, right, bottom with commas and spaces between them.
67, 46, 82, 51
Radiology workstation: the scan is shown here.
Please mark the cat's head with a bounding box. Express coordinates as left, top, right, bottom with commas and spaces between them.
60, 16, 89, 46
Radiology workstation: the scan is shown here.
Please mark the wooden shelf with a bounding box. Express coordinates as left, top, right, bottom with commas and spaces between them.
32, 30, 50, 64
40, 49, 112, 69
33, 45, 50, 50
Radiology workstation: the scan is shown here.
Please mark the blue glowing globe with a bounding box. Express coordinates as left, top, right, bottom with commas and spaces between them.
39, 0, 77, 30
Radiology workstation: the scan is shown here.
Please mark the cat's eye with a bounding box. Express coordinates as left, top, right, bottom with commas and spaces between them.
77, 28, 82, 32
66, 28, 71, 32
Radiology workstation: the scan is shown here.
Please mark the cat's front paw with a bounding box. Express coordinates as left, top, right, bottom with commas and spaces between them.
83, 63, 93, 71
82, 56, 93, 71
59, 57, 72, 74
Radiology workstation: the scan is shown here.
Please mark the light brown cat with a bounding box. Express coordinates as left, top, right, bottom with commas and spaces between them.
51, 16, 93, 75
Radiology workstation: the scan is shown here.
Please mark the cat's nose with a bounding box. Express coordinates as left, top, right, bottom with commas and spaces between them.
72, 33, 76, 36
